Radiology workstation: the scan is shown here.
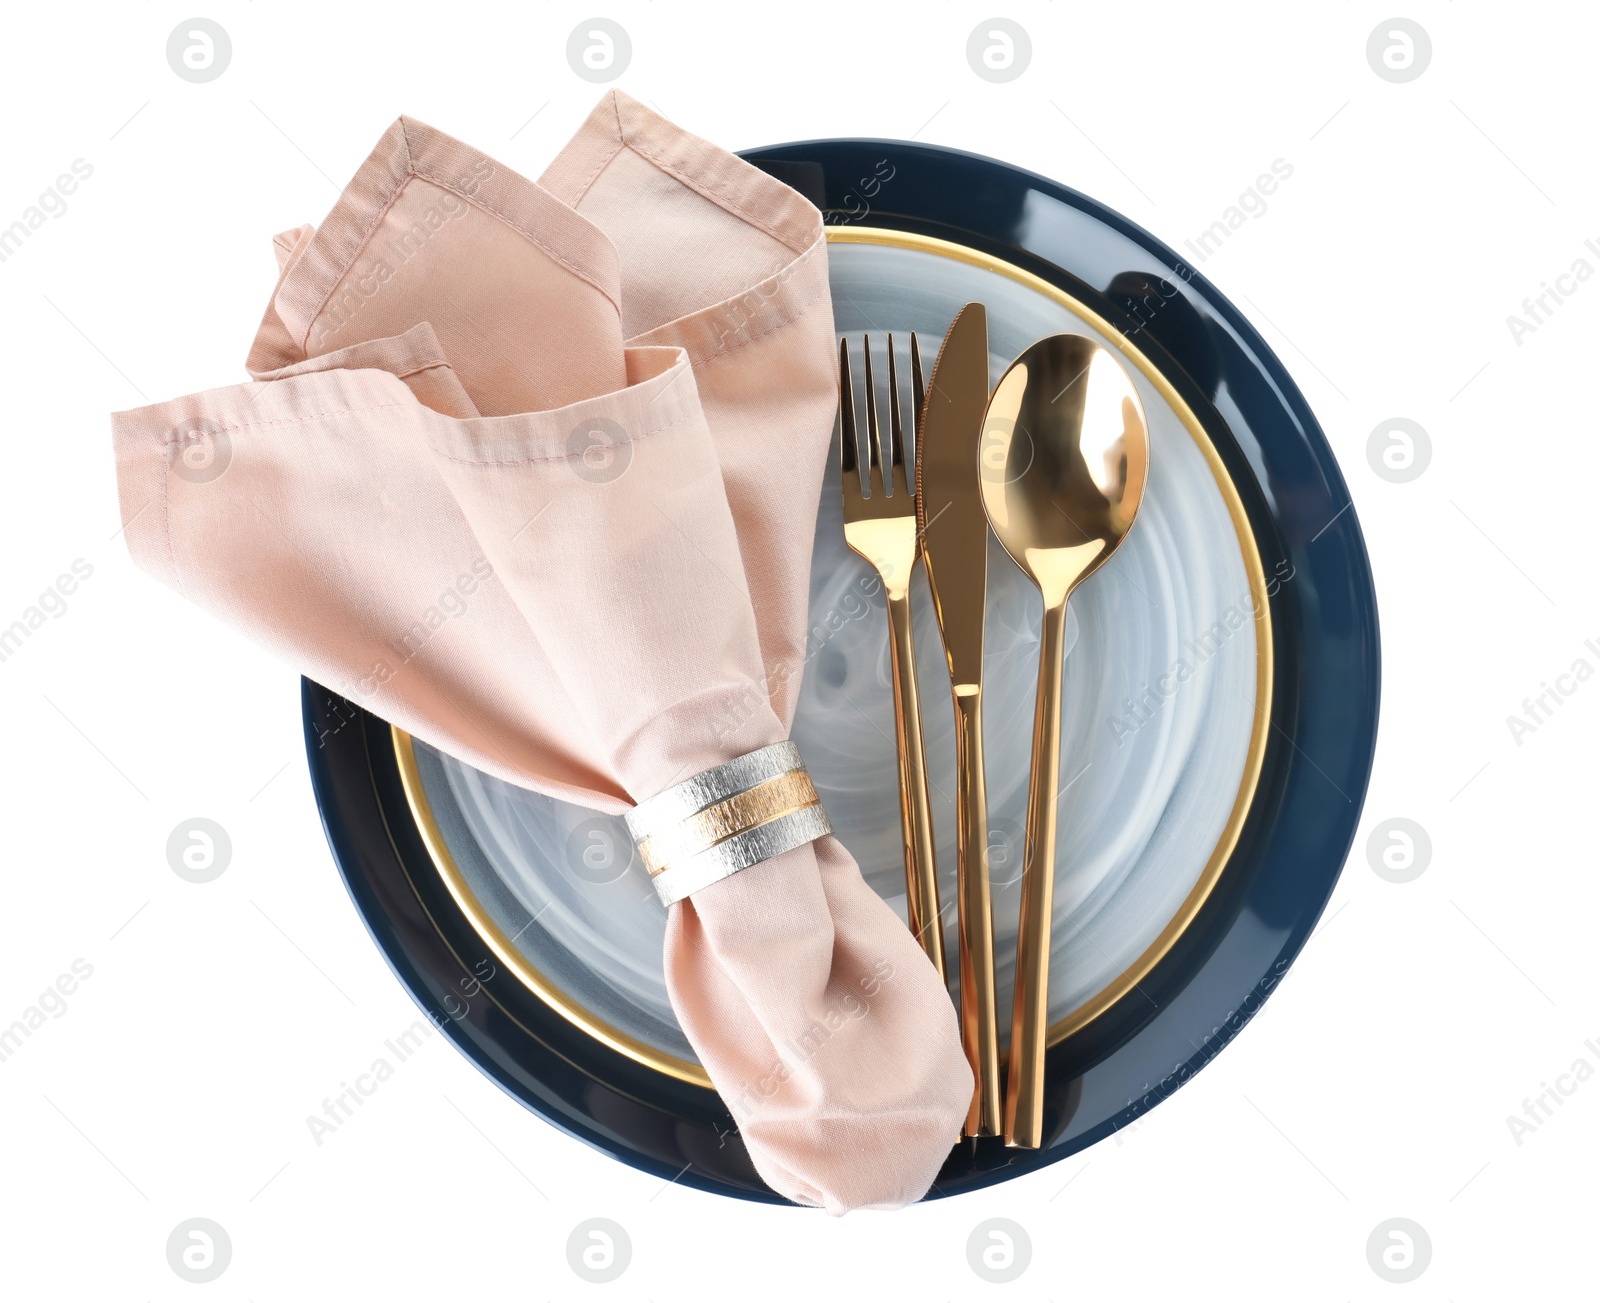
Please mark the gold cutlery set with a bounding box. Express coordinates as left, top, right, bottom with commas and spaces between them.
838, 305, 1150, 1149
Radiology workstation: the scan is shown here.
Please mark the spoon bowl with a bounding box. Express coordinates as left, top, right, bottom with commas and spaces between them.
978, 333, 1151, 1148
980, 334, 1149, 603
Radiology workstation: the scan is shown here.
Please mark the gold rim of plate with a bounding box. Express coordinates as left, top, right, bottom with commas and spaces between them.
391, 225, 1274, 1092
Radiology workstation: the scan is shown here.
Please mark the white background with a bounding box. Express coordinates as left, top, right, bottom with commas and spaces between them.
1, 1, 1595, 1297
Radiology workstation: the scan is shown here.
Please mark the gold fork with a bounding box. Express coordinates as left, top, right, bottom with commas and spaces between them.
838, 333, 946, 983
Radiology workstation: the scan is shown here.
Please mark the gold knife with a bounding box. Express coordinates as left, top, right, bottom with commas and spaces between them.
915, 303, 1002, 1137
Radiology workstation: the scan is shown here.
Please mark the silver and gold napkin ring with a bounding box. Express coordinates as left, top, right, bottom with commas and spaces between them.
624, 742, 833, 906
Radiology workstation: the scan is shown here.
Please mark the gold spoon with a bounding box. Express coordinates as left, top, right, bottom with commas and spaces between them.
978, 334, 1150, 1148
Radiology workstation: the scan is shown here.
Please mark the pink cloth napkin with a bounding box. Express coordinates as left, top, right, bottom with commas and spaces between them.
111, 93, 971, 1212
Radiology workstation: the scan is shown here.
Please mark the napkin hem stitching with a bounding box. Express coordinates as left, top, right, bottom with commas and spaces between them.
292, 120, 623, 350
562, 138, 626, 210
410, 168, 621, 313
392, 359, 451, 383
398, 115, 621, 313
425, 410, 695, 469
597, 91, 816, 254
159, 462, 183, 597
150, 401, 412, 439
618, 134, 812, 256
690, 273, 829, 369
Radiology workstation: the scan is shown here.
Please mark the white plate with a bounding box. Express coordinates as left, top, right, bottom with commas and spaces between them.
412, 230, 1263, 1072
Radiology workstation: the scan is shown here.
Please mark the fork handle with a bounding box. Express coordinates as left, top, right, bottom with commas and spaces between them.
953, 685, 1002, 1136
884, 589, 946, 985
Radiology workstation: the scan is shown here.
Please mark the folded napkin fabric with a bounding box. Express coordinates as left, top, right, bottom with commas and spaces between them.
112, 93, 971, 1213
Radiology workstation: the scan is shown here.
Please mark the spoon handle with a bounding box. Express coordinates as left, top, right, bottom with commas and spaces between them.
953, 684, 1002, 1136
1005, 596, 1069, 1148
885, 588, 946, 984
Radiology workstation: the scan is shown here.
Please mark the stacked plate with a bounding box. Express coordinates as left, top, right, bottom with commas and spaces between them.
305, 139, 1379, 1201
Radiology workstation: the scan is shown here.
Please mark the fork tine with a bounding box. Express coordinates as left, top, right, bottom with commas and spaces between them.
910, 331, 925, 441
887, 332, 910, 498
862, 333, 884, 497
838, 336, 859, 490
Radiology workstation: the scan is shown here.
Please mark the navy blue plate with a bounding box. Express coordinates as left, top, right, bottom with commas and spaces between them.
303, 138, 1379, 1203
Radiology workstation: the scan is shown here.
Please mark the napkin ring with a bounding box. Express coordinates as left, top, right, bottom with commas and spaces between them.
624, 742, 833, 906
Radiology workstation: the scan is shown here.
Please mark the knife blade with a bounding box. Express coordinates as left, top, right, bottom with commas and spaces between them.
916, 302, 992, 691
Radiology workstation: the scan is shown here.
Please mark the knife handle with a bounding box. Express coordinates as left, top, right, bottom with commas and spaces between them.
953, 685, 1003, 1137
884, 589, 946, 985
